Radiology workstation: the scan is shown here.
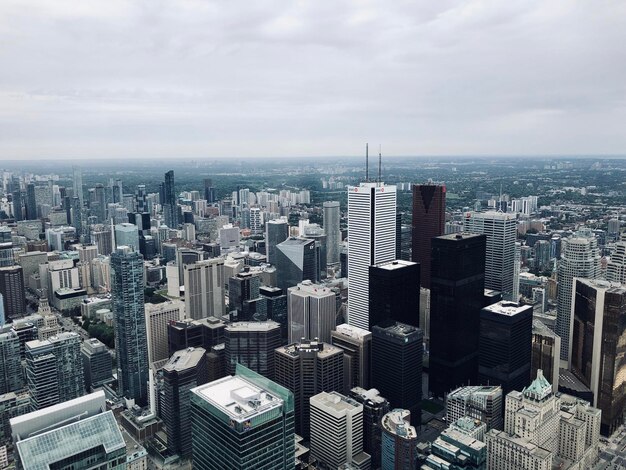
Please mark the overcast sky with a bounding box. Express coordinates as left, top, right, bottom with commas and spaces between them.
1, 1, 625, 160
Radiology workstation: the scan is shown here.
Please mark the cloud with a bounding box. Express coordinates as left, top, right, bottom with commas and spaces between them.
0, 0, 625, 159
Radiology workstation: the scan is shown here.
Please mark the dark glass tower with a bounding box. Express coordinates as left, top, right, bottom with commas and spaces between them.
111, 246, 149, 406
26, 183, 37, 220
266, 219, 289, 265
412, 184, 445, 289
275, 237, 319, 293
203, 178, 216, 203
163, 170, 178, 228
0, 266, 26, 321
224, 321, 281, 378
429, 233, 486, 399
369, 259, 420, 328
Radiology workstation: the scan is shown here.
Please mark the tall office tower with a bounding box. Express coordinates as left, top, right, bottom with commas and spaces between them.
10, 392, 126, 470
372, 323, 422, 425
463, 211, 517, 301
25, 183, 37, 220
331, 324, 372, 391
93, 183, 107, 222
323, 201, 341, 266
429, 233, 486, 398
350, 387, 390, 468
0, 266, 26, 320
145, 300, 184, 364
249, 207, 262, 234
134, 184, 147, 212
224, 321, 281, 378
114, 222, 139, 252
266, 219, 289, 264
513, 241, 521, 301
571, 279, 626, 435
347, 181, 397, 330
275, 237, 319, 292
411, 183, 445, 289
532, 320, 561, 394
607, 232, 626, 283
111, 246, 149, 406
228, 270, 266, 321
425, 427, 487, 469
12, 185, 24, 221
287, 281, 337, 344
72, 165, 83, 205
0, 330, 22, 394
0, 242, 13, 268
163, 170, 179, 228
184, 258, 225, 320
71, 196, 84, 239
203, 178, 216, 203
381, 409, 418, 470
478, 301, 532, 396
556, 230, 600, 362
302, 223, 328, 279
260, 286, 288, 342
162, 347, 209, 458
91, 224, 113, 256
167, 317, 226, 356
369, 259, 420, 327
81, 338, 113, 390
274, 340, 344, 438
25, 332, 85, 410
310, 391, 371, 469
111, 178, 123, 203
190, 364, 295, 469
446, 385, 504, 431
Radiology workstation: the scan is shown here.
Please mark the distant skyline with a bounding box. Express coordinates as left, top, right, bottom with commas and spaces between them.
1, 1, 625, 160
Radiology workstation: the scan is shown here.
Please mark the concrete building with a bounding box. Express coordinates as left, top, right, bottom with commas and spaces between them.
81, 338, 113, 390
288, 280, 337, 344
323, 201, 341, 266
331, 324, 372, 391
224, 321, 281, 378
183, 258, 225, 320
144, 300, 184, 364
445, 386, 504, 431
381, 409, 418, 470
424, 427, 487, 470
350, 387, 390, 469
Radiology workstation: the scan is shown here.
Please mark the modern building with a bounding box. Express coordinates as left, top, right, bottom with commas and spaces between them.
323, 201, 341, 266
350, 387, 390, 469
167, 316, 226, 356
145, 300, 184, 364
445, 385, 504, 431
0, 330, 22, 394
531, 320, 561, 394
228, 270, 267, 321
81, 338, 113, 390
429, 233, 486, 398
0, 266, 26, 320
463, 211, 517, 301
606, 232, 626, 283
111, 246, 149, 406
478, 301, 532, 395
425, 427, 487, 470
163, 170, 179, 229
287, 281, 337, 344
224, 321, 281, 378
347, 181, 397, 330
266, 218, 290, 265
369, 259, 420, 328
310, 391, 371, 469
411, 183, 445, 289
184, 258, 226, 320
381, 409, 418, 470
260, 285, 288, 342
331, 324, 372, 391
114, 222, 140, 252
275, 237, 319, 292
190, 364, 295, 469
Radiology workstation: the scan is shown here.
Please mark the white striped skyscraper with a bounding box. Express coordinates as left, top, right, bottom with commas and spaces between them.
323, 201, 341, 266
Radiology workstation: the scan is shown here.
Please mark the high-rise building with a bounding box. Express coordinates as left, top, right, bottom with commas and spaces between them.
274, 340, 344, 438
228, 270, 267, 321
0, 266, 26, 320
190, 364, 295, 469
411, 184, 445, 289
81, 338, 113, 390
350, 387, 390, 468
0, 330, 22, 394
167, 316, 226, 356
145, 300, 184, 364
25, 183, 37, 220
224, 321, 281, 378
203, 178, 216, 203
323, 201, 341, 266
571, 278, 626, 435
478, 301, 532, 396
310, 391, 371, 469
275, 237, 319, 292
331, 324, 372, 391
463, 211, 517, 301
429, 233, 486, 398
114, 222, 139, 252
287, 281, 337, 344
556, 230, 600, 363
163, 170, 179, 228
162, 347, 209, 458
72, 165, 83, 206
531, 320, 561, 394
606, 232, 626, 283
111, 246, 149, 406
446, 385, 504, 431
347, 181, 397, 330
184, 258, 225, 320
425, 427, 487, 469
260, 285, 288, 343
266, 218, 289, 265
369, 259, 420, 328
372, 322, 422, 424
249, 207, 263, 234
381, 409, 418, 470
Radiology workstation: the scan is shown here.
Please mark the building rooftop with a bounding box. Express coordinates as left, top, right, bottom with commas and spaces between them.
311, 391, 361, 414
278, 340, 341, 358
289, 280, 335, 297
350, 387, 388, 406
483, 301, 531, 317
163, 347, 206, 373
372, 259, 417, 270
226, 321, 281, 332
334, 323, 372, 340
373, 321, 422, 339
436, 232, 485, 242
382, 409, 417, 440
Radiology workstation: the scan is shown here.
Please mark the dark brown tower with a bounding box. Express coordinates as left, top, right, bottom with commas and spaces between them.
411, 184, 445, 289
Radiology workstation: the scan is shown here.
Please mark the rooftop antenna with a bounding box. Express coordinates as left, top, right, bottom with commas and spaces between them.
378, 145, 382, 183
365, 143, 369, 182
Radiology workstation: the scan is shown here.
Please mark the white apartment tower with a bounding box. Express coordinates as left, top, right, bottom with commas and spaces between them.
606, 232, 626, 283
183, 258, 226, 320
347, 182, 396, 330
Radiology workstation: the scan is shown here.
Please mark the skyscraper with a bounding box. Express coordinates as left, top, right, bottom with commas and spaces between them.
184, 258, 226, 320
331, 324, 372, 391
203, 178, 216, 203
145, 300, 184, 364
381, 409, 418, 470
275, 237, 319, 292
0, 266, 26, 321
347, 182, 397, 330
72, 165, 83, 206
287, 281, 337, 344
369, 259, 420, 327
323, 201, 341, 266
531, 320, 561, 394
266, 218, 289, 265
350, 387, 390, 468
163, 170, 179, 228
224, 321, 281, 378
228, 270, 266, 321
0, 330, 22, 394
25, 183, 37, 220
429, 233, 486, 398
411, 183, 445, 289
463, 211, 517, 301
81, 338, 113, 390
111, 246, 149, 406
607, 232, 626, 283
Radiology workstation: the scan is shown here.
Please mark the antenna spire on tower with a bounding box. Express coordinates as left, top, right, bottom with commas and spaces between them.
378, 145, 382, 183
365, 143, 369, 182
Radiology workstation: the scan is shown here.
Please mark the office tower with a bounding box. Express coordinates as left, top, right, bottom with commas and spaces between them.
310, 391, 371, 469
81, 338, 113, 390
249, 207, 262, 234
429, 233, 486, 398
219, 223, 240, 251
445, 386, 504, 431
607, 232, 626, 283
203, 178, 216, 203
190, 364, 295, 469
302, 223, 327, 279
93, 183, 107, 222
12, 185, 24, 221
571, 278, 626, 435
162, 347, 208, 458
91, 224, 113, 256
425, 428, 487, 469
350, 387, 390, 468
555, 230, 601, 363
332, 324, 372, 391
411, 183, 445, 289
224, 321, 281, 378
372, 322, 422, 425
347, 181, 397, 330
184, 258, 225, 320
287, 281, 337, 344
167, 317, 226, 356
163, 170, 179, 228
274, 340, 344, 438
145, 300, 184, 364
0, 330, 22, 394
114, 222, 139, 252
0, 266, 26, 320
111, 246, 149, 406
369, 259, 420, 327
228, 270, 266, 321
532, 320, 561, 394
478, 301, 532, 395
0, 392, 30, 448
134, 184, 147, 213
463, 211, 517, 301
0, 241, 13, 268
260, 286, 288, 342
25, 183, 37, 220
323, 201, 341, 266
25, 332, 85, 410
72, 165, 83, 205
381, 409, 418, 470
275, 237, 319, 292
71, 196, 84, 239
